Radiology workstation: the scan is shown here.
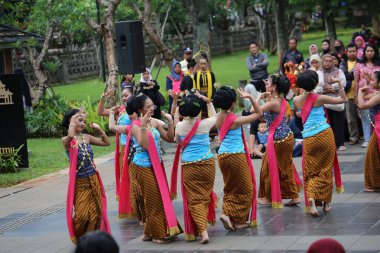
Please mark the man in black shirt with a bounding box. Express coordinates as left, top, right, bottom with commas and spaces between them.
281, 38, 304, 73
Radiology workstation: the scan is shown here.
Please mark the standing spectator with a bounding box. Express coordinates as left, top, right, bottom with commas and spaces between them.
245, 41, 269, 92
121, 73, 135, 91
138, 68, 163, 119
354, 44, 380, 148
309, 54, 322, 72
320, 39, 331, 56
355, 36, 366, 60
180, 47, 193, 72
180, 59, 198, 92
166, 61, 183, 112
315, 54, 347, 151
305, 44, 319, 69
194, 54, 216, 99
341, 43, 360, 145
333, 39, 348, 62
281, 38, 304, 73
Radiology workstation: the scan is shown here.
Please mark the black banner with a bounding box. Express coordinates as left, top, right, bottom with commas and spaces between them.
0, 74, 29, 168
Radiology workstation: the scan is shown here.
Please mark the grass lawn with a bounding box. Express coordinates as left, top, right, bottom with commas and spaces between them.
0, 137, 115, 187
1, 26, 357, 187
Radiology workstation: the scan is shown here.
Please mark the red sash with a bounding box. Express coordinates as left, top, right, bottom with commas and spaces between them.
219, 113, 257, 226
66, 139, 111, 243
375, 113, 380, 154
300, 94, 344, 209
265, 98, 287, 208
114, 106, 126, 201
120, 120, 180, 235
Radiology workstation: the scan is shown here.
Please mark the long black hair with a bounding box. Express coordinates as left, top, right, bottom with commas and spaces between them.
361, 44, 380, 66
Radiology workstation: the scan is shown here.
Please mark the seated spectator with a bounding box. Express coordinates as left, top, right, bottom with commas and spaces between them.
75, 230, 119, 253
255, 122, 268, 158
288, 117, 303, 157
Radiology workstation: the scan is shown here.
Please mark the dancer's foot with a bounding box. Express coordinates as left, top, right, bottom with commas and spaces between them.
234, 222, 250, 229
364, 188, 380, 192
200, 230, 209, 244
308, 198, 319, 217
220, 214, 234, 231
323, 202, 332, 212
284, 198, 301, 206
152, 238, 170, 244
258, 198, 271, 206
142, 234, 152, 241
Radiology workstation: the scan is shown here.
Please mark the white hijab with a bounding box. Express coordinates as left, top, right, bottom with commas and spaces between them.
140, 68, 153, 83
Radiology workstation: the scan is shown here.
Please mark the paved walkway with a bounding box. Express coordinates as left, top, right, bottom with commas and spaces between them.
0, 127, 380, 253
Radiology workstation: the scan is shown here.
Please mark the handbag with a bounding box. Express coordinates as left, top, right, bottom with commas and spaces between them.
324, 103, 345, 112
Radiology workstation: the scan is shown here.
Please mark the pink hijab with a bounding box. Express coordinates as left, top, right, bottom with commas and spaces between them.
355, 36, 365, 59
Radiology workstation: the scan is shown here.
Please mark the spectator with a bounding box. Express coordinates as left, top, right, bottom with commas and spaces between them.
137, 68, 164, 119
180, 59, 198, 92
166, 61, 183, 112
305, 44, 319, 69
309, 54, 322, 72
320, 39, 331, 56
180, 47, 193, 72
75, 230, 119, 253
355, 36, 366, 60
194, 54, 216, 99
121, 73, 135, 91
331, 52, 342, 68
288, 117, 303, 157
354, 44, 380, 148
243, 83, 259, 115
255, 122, 268, 158
307, 238, 345, 253
333, 39, 348, 62
245, 41, 269, 92
281, 38, 304, 73
340, 43, 360, 145
315, 54, 347, 151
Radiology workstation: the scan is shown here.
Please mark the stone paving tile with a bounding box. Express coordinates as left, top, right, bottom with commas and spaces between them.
350, 235, 380, 251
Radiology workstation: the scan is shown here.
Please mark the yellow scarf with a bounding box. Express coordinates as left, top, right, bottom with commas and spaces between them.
195, 70, 212, 98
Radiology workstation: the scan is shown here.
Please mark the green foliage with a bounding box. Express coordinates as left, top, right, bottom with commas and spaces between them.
43, 59, 62, 73
0, 145, 24, 173
25, 95, 70, 137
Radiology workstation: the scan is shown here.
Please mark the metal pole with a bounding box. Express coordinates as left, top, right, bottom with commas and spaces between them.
96, 0, 106, 83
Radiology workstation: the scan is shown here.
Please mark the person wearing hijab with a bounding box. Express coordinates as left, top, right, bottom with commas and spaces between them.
309, 54, 322, 72
305, 44, 319, 69
355, 35, 366, 60
138, 68, 163, 119
166, 61, 184, 112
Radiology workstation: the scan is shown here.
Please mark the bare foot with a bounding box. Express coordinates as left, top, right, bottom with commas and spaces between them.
284, 198, 301, 206
142, 234, 152, 241
323, 202, 332, 212
200, 230, 209, 244
364, 188, 375, 192
220, 214, 234, 231
139, 221, 144, 226
234, 222, 250, 229
308, 198, 320, 217
258, 198, 271, 206
152, 238, 170, 244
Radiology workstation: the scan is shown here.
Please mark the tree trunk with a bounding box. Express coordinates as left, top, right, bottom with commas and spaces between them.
192, 0, 211, 65
29, 23, 56, 103
322, 2, 336, 44
370, 9, 380, 36
273, 0, 287, 69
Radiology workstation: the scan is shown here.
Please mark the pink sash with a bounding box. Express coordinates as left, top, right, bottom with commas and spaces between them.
300, 94, 344, 209
66, 139, 111, 243
265, 98, 287, 208
118, 124, 133, 218
168, 75, 183, 93
114, 106, 126, 201
375, 113, 380, 154
120, 120, 180, 235
219, 114, 257, 226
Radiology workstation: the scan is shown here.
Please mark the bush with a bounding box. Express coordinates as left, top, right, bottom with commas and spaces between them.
0, 145, 23, 173
25, 95, 71, 137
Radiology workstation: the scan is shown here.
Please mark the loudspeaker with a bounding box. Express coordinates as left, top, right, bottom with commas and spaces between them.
115, 20, 146, 75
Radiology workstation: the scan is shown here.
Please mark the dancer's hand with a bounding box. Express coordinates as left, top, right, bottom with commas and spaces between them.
141, 109, 153, 127
70, 107, 86, 124
161, 111, 173, 123
237, 87, 252, 99
90, 122, 102, 131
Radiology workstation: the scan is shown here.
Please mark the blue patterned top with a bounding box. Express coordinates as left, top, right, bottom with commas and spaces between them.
218, 127, 245, 154
180, 134, 213, 162
117, 113, 132, 146
302, 106, 330, 138
66, 142, 96, 178
132, 127, 161, 167
370, 104, 380, 124
264, 111, 291, 140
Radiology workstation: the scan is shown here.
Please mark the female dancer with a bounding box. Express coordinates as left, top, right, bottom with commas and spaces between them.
171, 93, 216, 243
293, 70, 346, 217
213, 86, 261, 230
257, 74, 302, 208
98, 88, 133, 200
124, 93, 182, 244
358, 71, 380, 192
61, 108, 111, 243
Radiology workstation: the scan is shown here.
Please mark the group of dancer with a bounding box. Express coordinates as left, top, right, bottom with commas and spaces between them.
61, 67, 380, 245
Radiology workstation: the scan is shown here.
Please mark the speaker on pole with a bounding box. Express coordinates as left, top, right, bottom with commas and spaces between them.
115, 20, 146, 75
